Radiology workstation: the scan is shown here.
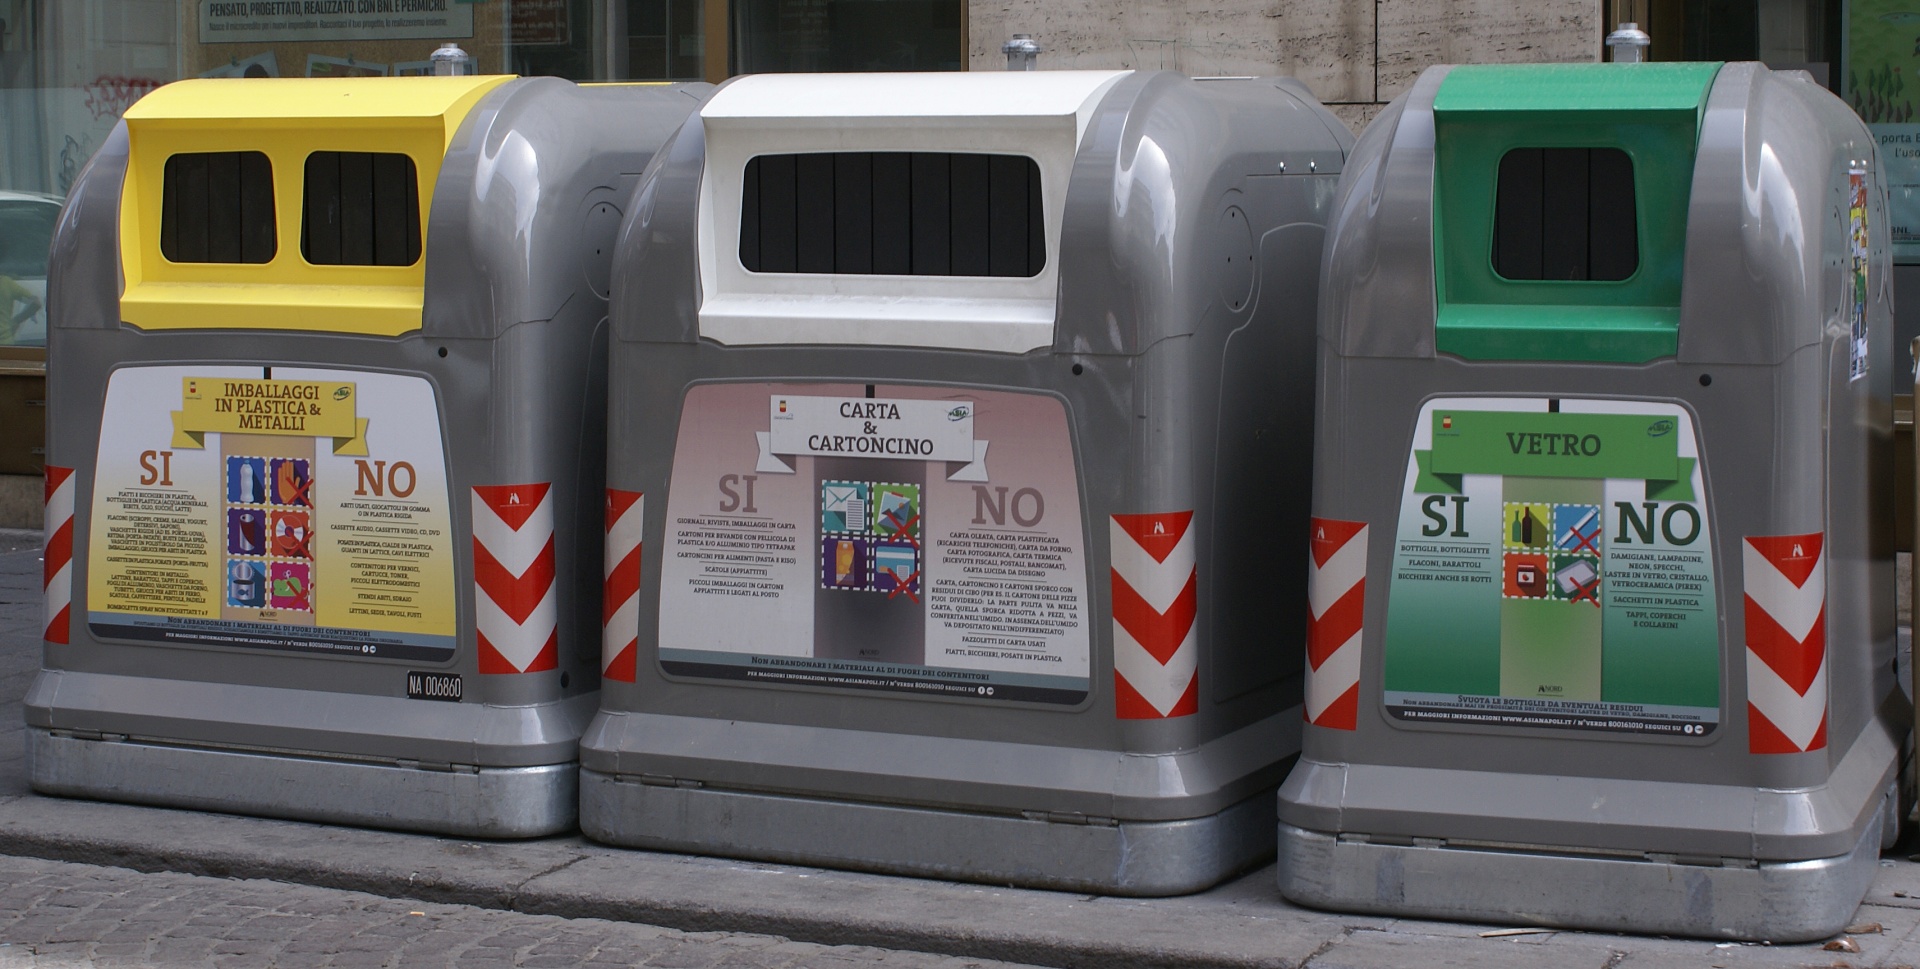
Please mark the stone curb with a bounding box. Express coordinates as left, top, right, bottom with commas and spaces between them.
0, 793, 1350, 969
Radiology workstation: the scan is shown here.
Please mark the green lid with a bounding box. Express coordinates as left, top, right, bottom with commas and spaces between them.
1434, 62, 1722, 116
1431, 62, 1723, 363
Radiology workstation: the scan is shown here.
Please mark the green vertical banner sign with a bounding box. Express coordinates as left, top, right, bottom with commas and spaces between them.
1849, 0, 1920, 260
1381, 398, 1719, 738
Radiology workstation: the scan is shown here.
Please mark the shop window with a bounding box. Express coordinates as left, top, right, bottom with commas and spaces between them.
740, 152, 1044, 277
161, 151, 276, 264
1493, 147, 1638, 282
302, 152, 421, 267
626, 0, 705, 80
732, 0, 963, 72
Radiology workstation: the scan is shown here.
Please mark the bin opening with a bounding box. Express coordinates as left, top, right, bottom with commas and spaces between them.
739, 152, 1044, 278
1430, 62, 1720, 363
1492, 147, 1637, 282
301, 152, 422, 268
117, 75, 512, 336
161, 151, 277, 265
694, 70, 1128, 354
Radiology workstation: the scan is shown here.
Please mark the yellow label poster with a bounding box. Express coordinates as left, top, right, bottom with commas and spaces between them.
86, 365, 457, 661
172, 377, 368, 450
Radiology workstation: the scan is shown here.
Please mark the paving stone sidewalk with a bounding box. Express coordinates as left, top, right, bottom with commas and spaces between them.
0, 853, 1040, 969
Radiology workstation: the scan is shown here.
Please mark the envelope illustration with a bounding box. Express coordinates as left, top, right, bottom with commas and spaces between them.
821, 481, 868, 534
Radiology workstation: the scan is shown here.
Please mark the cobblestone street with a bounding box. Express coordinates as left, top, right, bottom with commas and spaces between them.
0, 853, 1033, 969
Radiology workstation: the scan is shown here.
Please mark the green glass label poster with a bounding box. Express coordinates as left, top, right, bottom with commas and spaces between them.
1381, 397, 1719, 737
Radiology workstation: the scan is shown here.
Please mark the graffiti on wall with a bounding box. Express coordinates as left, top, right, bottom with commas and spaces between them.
58, 136, 89, 195
80, 76, 161, 121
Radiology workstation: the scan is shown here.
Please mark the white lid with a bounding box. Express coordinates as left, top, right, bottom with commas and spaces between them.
696, 71, 1133, 354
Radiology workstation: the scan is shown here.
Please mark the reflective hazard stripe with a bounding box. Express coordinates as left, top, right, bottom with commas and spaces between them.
1306, 518, 1368, 731
602, 489, 643, 682
471, 483, 557, 674
1111, 511, 1198, 719
1743, 533, 1826, 753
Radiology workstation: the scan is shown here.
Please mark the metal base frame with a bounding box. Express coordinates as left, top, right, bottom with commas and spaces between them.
580, 770, 1276, 896
28, 729, 577, 838
1276, 815, 1885, 943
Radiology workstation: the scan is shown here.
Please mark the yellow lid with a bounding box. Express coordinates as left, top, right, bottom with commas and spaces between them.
119, 75, 515, 336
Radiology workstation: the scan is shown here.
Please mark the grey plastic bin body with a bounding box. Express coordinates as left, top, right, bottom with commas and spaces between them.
1278, 62, 1903, 940
26, 77, 710, 837
581, 70, 1351, 894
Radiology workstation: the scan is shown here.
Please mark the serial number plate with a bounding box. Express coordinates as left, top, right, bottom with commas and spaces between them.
406, 671, 463, 702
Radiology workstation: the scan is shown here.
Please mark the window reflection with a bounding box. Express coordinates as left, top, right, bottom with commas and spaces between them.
732, 0, 962, 73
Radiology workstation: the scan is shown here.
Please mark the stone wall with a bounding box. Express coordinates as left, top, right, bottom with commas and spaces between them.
0, 474, 39, 531
969, 0, 1602, 132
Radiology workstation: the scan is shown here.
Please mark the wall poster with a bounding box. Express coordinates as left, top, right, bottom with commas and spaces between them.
199, 0, 475, 44
1850, 0, 1920, 261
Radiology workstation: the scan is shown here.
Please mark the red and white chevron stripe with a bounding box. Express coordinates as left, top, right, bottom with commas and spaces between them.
1744, 533, 1826, 754
1307, 518, 1367, 730
44, 466, 74, 645
472, 483, 557, 674
1111, 511, 1197, 719
602, 489, 643, 683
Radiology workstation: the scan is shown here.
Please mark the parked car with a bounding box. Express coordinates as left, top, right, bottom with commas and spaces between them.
0, 190, 62, 347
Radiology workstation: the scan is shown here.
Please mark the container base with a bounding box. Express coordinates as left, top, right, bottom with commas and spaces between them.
580, 770, 1276, 896
28, 728, 576, 838
1276, 814, 1884, 942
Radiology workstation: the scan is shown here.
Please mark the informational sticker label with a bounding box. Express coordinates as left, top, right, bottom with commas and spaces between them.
198, 0, 475, 45
768, 395, 977, 462
1850, 166, 1871, 382
1381, 397, 1720, 737
86, 365, 457, 661
658, 383, 1090, 705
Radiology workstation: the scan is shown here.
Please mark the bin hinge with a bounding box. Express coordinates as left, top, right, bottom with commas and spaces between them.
1342, 832, 1416, 847
1651, 852, 1741, 868
1022, 810, 1118, 827
52, 729, 125, 743
625, 773, 703, 789
394, 759, 475, 773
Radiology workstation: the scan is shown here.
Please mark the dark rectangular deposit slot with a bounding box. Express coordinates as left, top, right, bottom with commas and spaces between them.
1493, 146, 1638, 282
161, 151, 276, 264
302, 151, 421, 267
740, 151, 1044, 277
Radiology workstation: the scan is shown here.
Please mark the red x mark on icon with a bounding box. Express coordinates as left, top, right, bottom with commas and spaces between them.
282, 470, 313, 507
883, 509, 921, 550
882, 567, 920, 603
277, 528, 311, 559
1569, 575, 1601, 607
1564, 526, 1601, 556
